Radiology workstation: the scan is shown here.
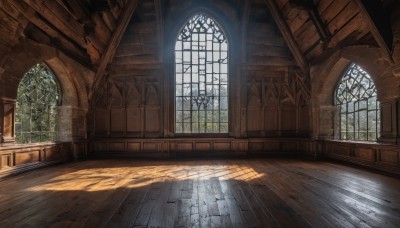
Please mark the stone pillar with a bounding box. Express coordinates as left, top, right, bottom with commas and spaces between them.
312, 105, 337, 140
57, 106, 87, 142
0, 98, 16, 144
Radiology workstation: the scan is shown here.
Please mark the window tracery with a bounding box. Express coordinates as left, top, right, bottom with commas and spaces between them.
15, 64, 60, 143
335, 63, 380, 141
175, 14, 228, 133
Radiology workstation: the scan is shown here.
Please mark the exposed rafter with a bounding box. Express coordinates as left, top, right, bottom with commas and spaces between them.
265, 0, 309, 73
91, 0, 139, 98
354, 0, 394, 63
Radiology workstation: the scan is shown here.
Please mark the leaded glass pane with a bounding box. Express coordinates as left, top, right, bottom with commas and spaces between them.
335, 64, 380, 141
175, 14, 228, 133
15, 64, 60, 143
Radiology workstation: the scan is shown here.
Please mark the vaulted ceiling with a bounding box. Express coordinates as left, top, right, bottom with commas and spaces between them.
0, 0, 396, 85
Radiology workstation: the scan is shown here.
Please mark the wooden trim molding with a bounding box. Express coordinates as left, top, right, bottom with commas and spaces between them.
0, 142, 73, 178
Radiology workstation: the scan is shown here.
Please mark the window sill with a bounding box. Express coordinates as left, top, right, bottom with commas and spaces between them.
0, 141, 63, 150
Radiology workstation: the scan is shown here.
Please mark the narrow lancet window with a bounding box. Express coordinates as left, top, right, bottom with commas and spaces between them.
15, 64, 60, 143
175, 14, 228, 133
335, 63, 380, 141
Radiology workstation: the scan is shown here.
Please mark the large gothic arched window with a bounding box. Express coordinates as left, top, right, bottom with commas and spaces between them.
175, 14, 228, 133
15, 63, 61, 143
335, 63, 380, 141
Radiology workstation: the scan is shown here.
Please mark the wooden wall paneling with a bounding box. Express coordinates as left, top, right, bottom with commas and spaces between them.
110, 109, 126, 134
263, 141, 280, 152
144, 107, 160, 133
378, 148, 399, 166
354, 147, 376, 162
45, 146, 63, 162
0, 143, 73, 177
127, 142, 141, 152
213, 142, 231, 152
298, 106, 310, 134
143, 141, 157, 152
72, 142, 87, 160
175, 142, 193, 153
126, 108, 142, 134
0, 154, 12, 168
248, 141, 264, 152
94, 108, 109, 135
91, 0, 139, 97
331, 143, 352, 157
144, 82, 161, 135
280, 104, 296, 133
247, 108, 263, 133
280, 140, 298, 153
15, 150, 39, 165
195, 142, 211, 152
109, 142, 125, 152
88, 138, 317, 158
264, 108, 279, 133
126, 108, 142, 135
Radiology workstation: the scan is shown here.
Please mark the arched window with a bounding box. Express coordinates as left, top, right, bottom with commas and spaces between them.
175, 14, 228, 133
15, 63, 61, 143
335, 63, 380, 141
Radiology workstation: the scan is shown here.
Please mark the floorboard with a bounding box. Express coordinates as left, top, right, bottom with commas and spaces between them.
1, 159, 400, 227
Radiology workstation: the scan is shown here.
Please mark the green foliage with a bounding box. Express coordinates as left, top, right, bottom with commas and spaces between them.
15, 64, 60, 143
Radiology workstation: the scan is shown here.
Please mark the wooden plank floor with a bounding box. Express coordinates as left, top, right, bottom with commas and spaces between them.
1, 159, 400, 228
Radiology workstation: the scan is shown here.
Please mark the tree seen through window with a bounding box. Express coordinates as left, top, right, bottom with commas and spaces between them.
15, 63, 60, 143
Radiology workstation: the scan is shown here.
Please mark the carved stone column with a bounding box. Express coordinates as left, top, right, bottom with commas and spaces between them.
57, 106, 87, 142
0, 98, 16, 144
312, 105, 337, 140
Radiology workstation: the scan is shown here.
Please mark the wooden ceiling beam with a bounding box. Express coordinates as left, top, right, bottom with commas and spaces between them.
354, 0, 394, 63
90, 0, 139, 98
6, 0, 93, 67
22, 0, 87, 47
24, 23, 93, 70
265, 0, 309, 72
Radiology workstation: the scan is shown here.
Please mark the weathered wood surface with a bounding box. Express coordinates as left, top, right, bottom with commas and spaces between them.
0, 0, 128, 68
0, 159, 400, 227
275, 0, 379, 63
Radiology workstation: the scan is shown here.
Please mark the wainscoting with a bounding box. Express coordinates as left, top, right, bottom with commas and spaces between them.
324, 140, 400, 175
0, 142, 73, 178
88, 138, 316, 158
2, 139, 400, 179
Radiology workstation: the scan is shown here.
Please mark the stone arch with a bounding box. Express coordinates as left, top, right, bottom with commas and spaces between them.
0, 40, 93, 142
312, 45, 397, 106
0, 41, 89, 109
310, 45, 397, 139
